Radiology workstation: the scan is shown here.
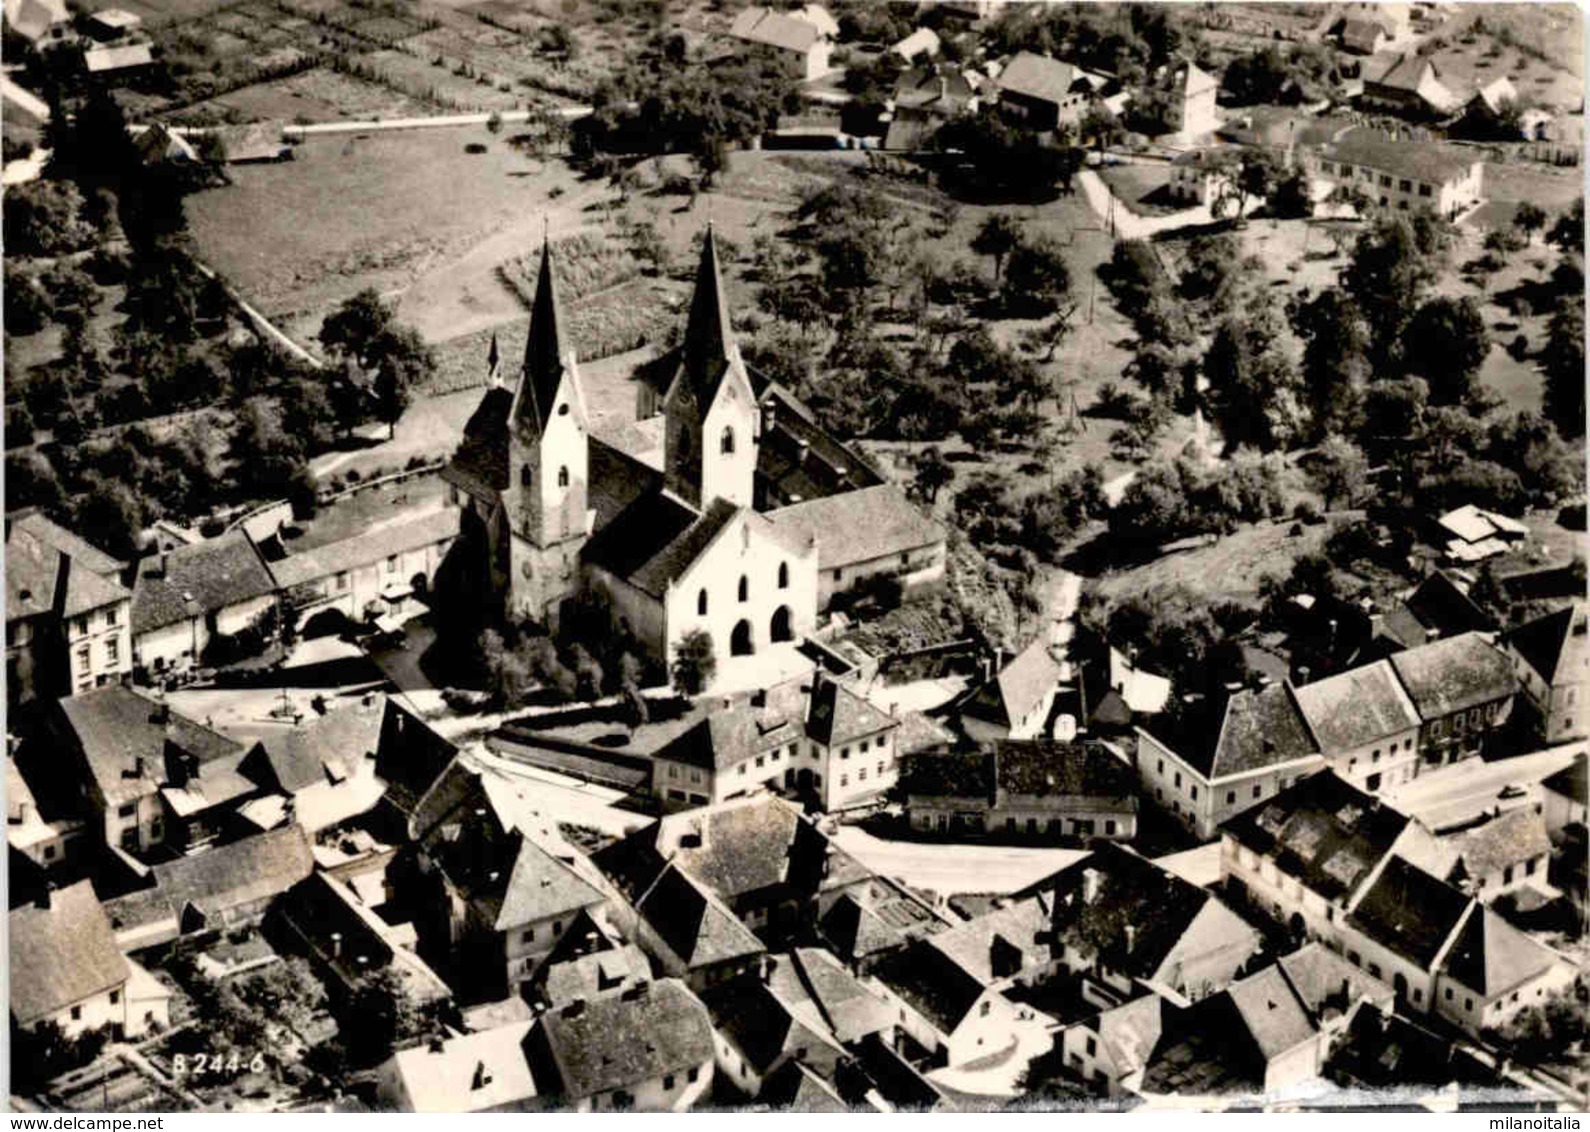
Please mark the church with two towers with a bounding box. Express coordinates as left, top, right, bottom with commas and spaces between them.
443, 226, 946, 674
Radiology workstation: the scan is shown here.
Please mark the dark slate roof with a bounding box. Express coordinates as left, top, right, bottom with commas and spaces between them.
849, 1033, 949, 1111
131, 529, 277, 634
1139, 993, 1266, 1096
581, 493, 727, 599
103, 825, 314, 933
373, 699, 460, 831
759, 1060, 850, 1112
512, 239, 575, 436
1381, 572, 1494, 650
1438, 906, 1558, 998
901, 740, 1137, 804
10, 880, 129, 1025
56, 686, 244, 807
871, 939, 988, 1033
901, 749, 996, 802
254, 696, 385, 793
534, 980, 716, 1100
674, 226, 747, 410
1327, 1008, 1502, 1090
1145, 683, 1319, 781
1543, 756, 1588, 806
1346, 856, 1471, 970
1503, 604, 1588, 687
1387, 632, 1517, 719
699, 979, 835, 1077
587, 436, 664, 533
806, 676, 897, 748
997, 51, 1085, 106
444, 385, 514, 502
1293, 660, 1420, 753
817, 877, 946, 962
1222, 771, 1410, 903
1022, 845, 1226, 982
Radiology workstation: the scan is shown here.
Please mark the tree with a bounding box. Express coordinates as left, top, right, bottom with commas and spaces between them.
1202, 305, 1304, 452
1210, 149, 1280, 224
1292, 289, 1369, 441
692, 132, 727, 188
72, 475, 145, 561
482, 628, 533, 708
1310, 435, 1370, 510
3, 180, 96, 256
671, 628, 716, 696
1402, 296, 1491, 406
342, 968, 423, 1067
569, 643, 604, 701
1269, 168, 1313, 219
1003, 233, 1072, 316
5, 450, 64, 513
1542, 302, 1585, 439
230, 396, 306, 497
1511, 200, 1548, 244
912, 446, 954, 504
319, 290, 431, 437
1547, 198, 1584, 255
971, 213, 1021, 285
1342, 214, 1450, 370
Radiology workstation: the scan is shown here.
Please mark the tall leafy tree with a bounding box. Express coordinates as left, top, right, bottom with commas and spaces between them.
1202, 304, 1303, 452
1542, 302, 1586, 438
1401, 296, 1491, 407
1292, 288, 1369, 441
971, 213, 1021, 284
1342, 214, 1450, 370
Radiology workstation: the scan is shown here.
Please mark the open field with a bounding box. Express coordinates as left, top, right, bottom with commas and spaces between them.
185, 127, 584, 322
1094, 514, 1350, 609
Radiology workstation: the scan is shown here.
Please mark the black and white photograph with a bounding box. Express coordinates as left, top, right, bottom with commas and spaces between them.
2, 0, 1586, 1114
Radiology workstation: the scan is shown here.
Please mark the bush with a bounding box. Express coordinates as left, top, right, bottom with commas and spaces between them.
199, 515, 227, 537
1293, 498, 1325, 524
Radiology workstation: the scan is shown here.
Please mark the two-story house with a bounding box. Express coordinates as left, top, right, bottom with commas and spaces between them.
1292, 660, 1423, 794
1442, 806, 1553, 901
961, 638, 1066, 742
1386, 632, 1516, 771
1022, 843, 1264, 1007
131, 529, 279, 677
407, 761, 609, 1000
525, 979, 717, 1111
995, 51, 1095, 133
6, 511, 133, 705
1312, 130, 1482, 217
901, 740, 1139, 841
1501, 603, 1588, 743
726, 5, 834, 82
41, 685, 258, 855
11, 881, 170, 1040
1136, 682, 1326, 841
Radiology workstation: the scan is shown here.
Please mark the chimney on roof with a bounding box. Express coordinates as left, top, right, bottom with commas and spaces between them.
428, 1036, 446, 1054
1124, 924, 1136, 953
159, 551, 169, 577
330, 931, 343, 959
762, 401, 777, 435
471, 1060, 493, 1091
1081, 867, 1101, 905
562, 999, 586, 1019
797, 439, 810, 466
1426, 627, 1442, 643
1297, 665, 1311, 684
752, 689, 767, 708
621, 981, 651, 1002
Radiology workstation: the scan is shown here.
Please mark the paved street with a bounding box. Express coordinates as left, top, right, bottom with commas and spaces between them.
1381, 744, 1584, 832
833, 826, 1089, 897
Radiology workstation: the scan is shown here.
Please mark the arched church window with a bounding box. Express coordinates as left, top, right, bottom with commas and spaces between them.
558, 466, 570, 488
520, 465, 532, 488
721, 427, 735, 455
698, 589, 708, 616
738, 575, 749, 603
778, 562, 789, 590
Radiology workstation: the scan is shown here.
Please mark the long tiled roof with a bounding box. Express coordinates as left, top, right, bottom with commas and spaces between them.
654, 679, 807, 771
12, 511, 125, 575
255, 696, 385, 792
871, 939, 989, 1034
766, 484, 943, 571
963, 638, 1063, 731
132, 529, 277, 633
270, 508, 458, 590
1322, 130, 1475, 185
728, 5, 822, 52
1293, 660, 1421, 753
1380, 572, 1494, 650
10, 880, 129, 1025
581, 493, 728, 599
103, 825, 314, 934
997, 51, 1085, 106
1149, 682, 1320, 781
1387, 632, 1516, 719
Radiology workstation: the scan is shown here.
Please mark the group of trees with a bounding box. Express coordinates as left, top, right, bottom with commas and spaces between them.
984, 2, 1190, 86
1221, 44, 1338, 106
1110, 450, 1292, 552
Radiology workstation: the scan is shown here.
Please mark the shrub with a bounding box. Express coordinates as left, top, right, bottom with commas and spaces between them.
1293, 499, 1325, 524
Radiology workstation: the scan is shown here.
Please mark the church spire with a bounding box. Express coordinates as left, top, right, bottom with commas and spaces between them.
512, 236, 572, 433
678, 223, 742, 404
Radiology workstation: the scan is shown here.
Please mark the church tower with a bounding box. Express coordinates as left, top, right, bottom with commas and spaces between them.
505, 237, 591, 625
663, 225, 758, 511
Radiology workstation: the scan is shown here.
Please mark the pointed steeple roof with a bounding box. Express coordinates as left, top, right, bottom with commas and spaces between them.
676, 224, 746, 406
512, 237, 573, 433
